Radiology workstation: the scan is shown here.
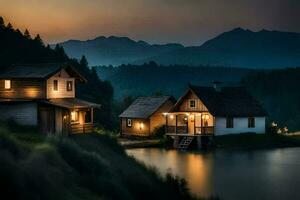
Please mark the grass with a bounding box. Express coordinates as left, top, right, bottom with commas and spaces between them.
0, 121, 212, 200
214, 133, 300, 150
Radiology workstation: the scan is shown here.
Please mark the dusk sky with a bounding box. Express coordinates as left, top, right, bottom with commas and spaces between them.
1, 0, 299, 45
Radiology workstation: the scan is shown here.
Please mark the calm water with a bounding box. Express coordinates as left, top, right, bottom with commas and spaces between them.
126, 148, 300, 200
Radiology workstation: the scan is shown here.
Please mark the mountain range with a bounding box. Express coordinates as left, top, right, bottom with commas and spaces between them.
56, 28, 300, 68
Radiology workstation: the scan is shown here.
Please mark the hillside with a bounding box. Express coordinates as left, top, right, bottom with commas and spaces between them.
0, 122, 202, 200
57, 28, 300, 68
55, 36, 183, 66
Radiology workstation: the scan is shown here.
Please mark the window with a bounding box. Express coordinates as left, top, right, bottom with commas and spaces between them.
189, 99, 196, 108
248, 117, 255, 128
4, 80, 11, 89
53, 80, 58, 91
85, 110, 92, 123
66, 81, 73, 91
127, 118, 132, 127
71, 111, 79, 122
226, 117, 234, 128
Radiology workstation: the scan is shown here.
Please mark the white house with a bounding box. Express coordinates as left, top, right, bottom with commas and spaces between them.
165, 83, 266, 136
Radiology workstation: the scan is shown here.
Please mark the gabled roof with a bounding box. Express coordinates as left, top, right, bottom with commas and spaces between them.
39, 98, 101, 109
173, 84, 266, 117
0, 63, 86, 82
119, 96, 175, 119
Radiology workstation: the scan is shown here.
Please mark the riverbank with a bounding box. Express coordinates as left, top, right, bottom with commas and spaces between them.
120, 133, 300, 150
215, 134, 300, 150
119, 138, 162, 148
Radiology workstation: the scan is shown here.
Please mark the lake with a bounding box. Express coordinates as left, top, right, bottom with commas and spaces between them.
126, 147, 300, 200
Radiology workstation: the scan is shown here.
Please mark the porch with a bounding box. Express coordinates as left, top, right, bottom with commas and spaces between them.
165, 112, 214, 136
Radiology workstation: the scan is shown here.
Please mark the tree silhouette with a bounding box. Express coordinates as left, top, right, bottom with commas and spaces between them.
0, 17, 4, 29
6, 22, 13, 30
80, 55, 88, 67
34, 34, 44, 46
24, 29, 31, 39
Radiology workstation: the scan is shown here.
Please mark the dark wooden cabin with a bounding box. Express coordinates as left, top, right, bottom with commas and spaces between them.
0, 64, 100, 134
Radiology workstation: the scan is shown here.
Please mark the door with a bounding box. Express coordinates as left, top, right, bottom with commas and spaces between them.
62, 111, 70, 135
39, 107, 55, 134
188, 114, 195, 134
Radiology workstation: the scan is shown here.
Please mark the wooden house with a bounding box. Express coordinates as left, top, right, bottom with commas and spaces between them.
119, 96, 175, 137
165, 84, 266, 137
0, 64, 100, 134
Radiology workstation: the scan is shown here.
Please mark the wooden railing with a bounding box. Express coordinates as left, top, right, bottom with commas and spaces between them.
166, 125, 188, 134
166, 126, 214, 135
195, 126, 214, 135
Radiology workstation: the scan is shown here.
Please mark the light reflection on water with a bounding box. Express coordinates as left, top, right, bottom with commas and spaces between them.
127, 148, 300, 200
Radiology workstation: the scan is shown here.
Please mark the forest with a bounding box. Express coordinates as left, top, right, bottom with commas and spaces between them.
97, 63, 300, 131
0, 17, 115, 129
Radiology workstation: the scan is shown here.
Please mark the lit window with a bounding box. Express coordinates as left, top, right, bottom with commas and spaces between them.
248, 117, 255, 128
189, 99, 196, 108
226, 117, 234, 128
71, 111, 79, 122
4, 80, 11, 89
53, 80, 58, 91
66, 81, 73, 91
127, 118, 132, 127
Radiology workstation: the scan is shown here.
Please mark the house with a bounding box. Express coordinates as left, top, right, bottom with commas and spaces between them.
0, 64, 100, 134
119, 96, 175, 137
165, 84, 266, 136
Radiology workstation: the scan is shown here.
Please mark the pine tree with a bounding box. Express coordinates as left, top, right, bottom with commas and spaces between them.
34, 34, 44, 46
6, 22, 13, 30
80, 55, 88, 67
24, 29, 31, 39
0, 16, 5, 29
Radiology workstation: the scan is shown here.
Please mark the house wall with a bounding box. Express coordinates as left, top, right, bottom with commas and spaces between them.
177, 91, 208, 112
150, 99, 175, 134
70, 109, 94, 134
55, 107, 63, 133
121, 118, 150, 136
0, 102, 38, 125
46, 69, 75, 99
0, 79, 46, 99
215, 117, 266, 135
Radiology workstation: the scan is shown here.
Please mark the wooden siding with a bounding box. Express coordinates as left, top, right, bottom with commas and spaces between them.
71, 123, 93, 134
0, 79, 46, 99
121, 118, 150, 136
149, 99, 175, 134
178, 90, 208, 112
70, 109, 94, 134
46, 69, 75, 99
0, 102, 38, 125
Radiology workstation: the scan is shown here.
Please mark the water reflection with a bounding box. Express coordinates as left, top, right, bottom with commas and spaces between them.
127, 148, 300, 200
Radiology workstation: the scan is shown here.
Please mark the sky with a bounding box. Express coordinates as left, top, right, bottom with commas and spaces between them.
1, 0, 299, 45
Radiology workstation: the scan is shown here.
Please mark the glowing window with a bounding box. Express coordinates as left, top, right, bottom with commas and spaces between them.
127, 118, 132, 127
66, 81, 73, 91
71, 111, 79, 122
4, 80, 11, 89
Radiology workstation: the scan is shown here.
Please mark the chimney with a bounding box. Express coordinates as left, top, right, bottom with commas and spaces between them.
212, 81, 222, 92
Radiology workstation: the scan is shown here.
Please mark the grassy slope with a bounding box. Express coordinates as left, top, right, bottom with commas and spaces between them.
0, 123, 209, 200
215, 134, 300, 150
